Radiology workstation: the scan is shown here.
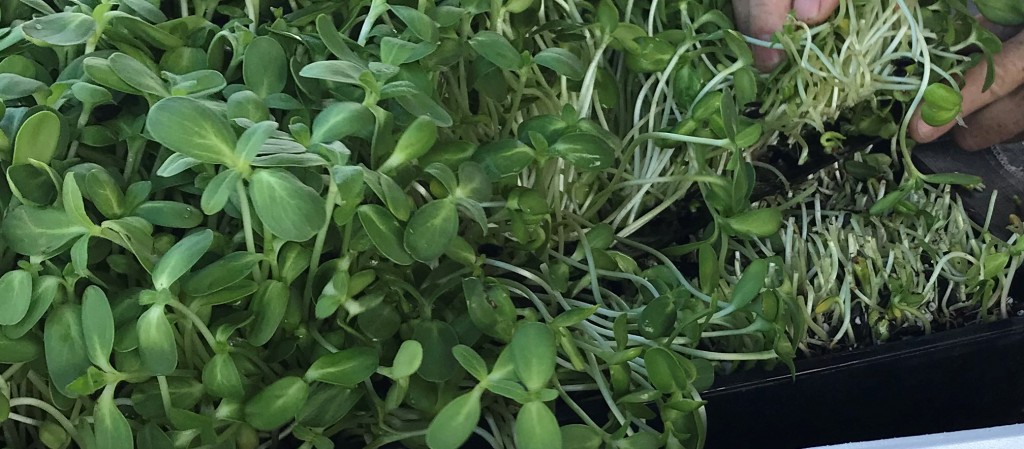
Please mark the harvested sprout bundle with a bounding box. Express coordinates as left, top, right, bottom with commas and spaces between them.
0, 1, 1019, 449
725, 153, 1023, 358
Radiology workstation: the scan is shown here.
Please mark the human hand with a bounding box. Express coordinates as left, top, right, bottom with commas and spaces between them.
909, 24, 1024, 151
731, 0, 840, 71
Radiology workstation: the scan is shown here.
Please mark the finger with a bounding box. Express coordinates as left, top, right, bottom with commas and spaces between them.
910, 31, 1024, 143
736, 0, 793, 71
794, 0, 840, 25
732, 0, 754, 37
953, 85, 1024, 151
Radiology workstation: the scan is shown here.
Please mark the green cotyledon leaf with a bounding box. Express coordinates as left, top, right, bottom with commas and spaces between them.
147, 96, 239, 166
248, 168, 327, 242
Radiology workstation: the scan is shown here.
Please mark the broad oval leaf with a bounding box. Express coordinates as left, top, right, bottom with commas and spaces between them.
193, 281, 260, 309
561, 424, 604, 449
976, 0, 1024, 26
244, 36, 287, 98
299, 60, 367, 86
726, 208, 782, 238
151, 229, 213, 290
311, 101, 375, 143
84, 169, 125, 218
391, 340, 423, 378
243, 376, 309, 431
81, 286, 115, 369
105, 12, 183, 50
0, 269, 32, 325
147, 96, 239, 166
644, 347, 687, 394
251, 153, 329, 167
13, 110, 61, 166
1, 55, 34, 77
404, 199, 458, 262
534, 47, 585, 80
184, 252, 262, 296
83, 57, 142, 95
108, 52, 170, 97
201, 168, 241, 215
5, 275, 60, 339
304, 346, 379, 387
393, 89, 454, 127
452, 345, 488, 381
869, 189, 909, 216
469, 31, 524, 71
156, 153, 202, 177
464, 279, 516, 342
485, 379, 529, 402
8, 163, 58, 206
618, 431, 662, 449
235, 120, 278, 163
510, 322, 555, 391
550, 305, 599, 328
425, 390, 482, 449
638, 296, 676, 339
246, 280, 289, 346
731, 259, 769, 311
249, 168, 327, 242
95, 387, 133, 449
166, 69, 226, 97
472, 139, 535, 178
380, 116, 438, 172
44, 305, 91, 396
296, 384, 362, 428
227, 89, 271, 122
315, 15, 359, 61
0, 73, 48, 101
137, 305, 177, 375
548, 132, 615, 171
357, 204, 414, 265
923, 172, 984, 187
137, 423, 174, 449
122, 0, 167, 22
134, 201, 203, 229
391, 5, 440, 43
23, 12, 96, 46
0, 333, 43, 364
413, 320, 459, 382
203, 353, 245, 399
515, 401, 562, 449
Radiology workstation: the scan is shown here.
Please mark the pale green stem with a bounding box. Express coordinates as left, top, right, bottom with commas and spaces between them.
167, 299, 218, 348
357, 0, 388, 46
8, 398, 81, 444
576, 39, 610, 117
235, 180, 264, 283
244, 0, 258, 32
306, 180, 339, 300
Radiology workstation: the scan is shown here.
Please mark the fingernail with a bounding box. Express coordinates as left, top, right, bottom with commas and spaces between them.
753, 45, 781, 71
910, 119, 941, 143
794, 0, 819, 21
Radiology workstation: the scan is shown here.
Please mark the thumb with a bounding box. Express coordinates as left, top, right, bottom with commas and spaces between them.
793, 0, 840, 25
734, 0, 794, 71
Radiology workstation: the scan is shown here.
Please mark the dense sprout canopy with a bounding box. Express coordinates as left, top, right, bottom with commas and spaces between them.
0, 0, 1020, 449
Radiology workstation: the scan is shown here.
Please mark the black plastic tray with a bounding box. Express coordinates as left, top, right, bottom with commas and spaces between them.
702, 316, 1024, 449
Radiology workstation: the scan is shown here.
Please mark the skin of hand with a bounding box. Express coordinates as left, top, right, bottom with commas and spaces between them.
732, 0, 840, 71
909, 23, 1024, 151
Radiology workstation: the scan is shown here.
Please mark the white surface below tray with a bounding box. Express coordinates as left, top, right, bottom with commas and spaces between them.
808, 424, 1024, 449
